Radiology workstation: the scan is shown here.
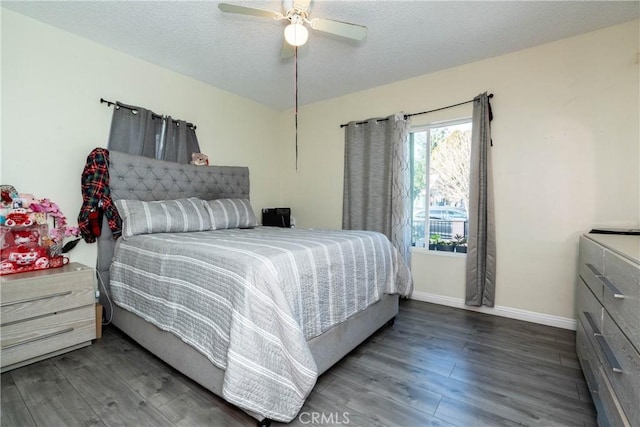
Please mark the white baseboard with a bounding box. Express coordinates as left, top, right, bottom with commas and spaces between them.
410, 291, 577, 330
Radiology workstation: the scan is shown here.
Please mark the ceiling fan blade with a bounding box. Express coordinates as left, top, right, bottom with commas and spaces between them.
280, 37, 295, 59
218, 3, 280, 19
310, 18, 367, 41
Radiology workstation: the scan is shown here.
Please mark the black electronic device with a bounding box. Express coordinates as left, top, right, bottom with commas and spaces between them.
262, 208, 291, 228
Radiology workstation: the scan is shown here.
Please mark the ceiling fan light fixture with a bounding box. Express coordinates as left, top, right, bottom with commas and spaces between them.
284, 22, 308, 46
219, 2, 367, 50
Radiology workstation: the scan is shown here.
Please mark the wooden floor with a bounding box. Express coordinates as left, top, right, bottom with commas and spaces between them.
1, 300, 596, 427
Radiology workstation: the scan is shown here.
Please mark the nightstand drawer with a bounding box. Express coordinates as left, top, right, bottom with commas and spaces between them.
579, 236, 605, 303
601, 310, 640, 426
603, 250, 640, 350
0, 305, 95, 368
0, 263, 94, 324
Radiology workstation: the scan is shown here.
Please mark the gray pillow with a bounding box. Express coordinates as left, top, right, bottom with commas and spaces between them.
205, 198, 258, 230
115, 197, 212, 239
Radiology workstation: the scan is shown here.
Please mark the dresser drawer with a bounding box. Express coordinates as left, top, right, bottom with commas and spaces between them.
0, 305, 95, 368
579, 236, 606, 303
0, 264, 94, 324
576, 318, 599, 395
578, 318, 629, 427
603, 250, 640, 350
596, 363, 632, 427
577, 234, 639, 427
577, 277, 603, 336
600, 310, 640, 426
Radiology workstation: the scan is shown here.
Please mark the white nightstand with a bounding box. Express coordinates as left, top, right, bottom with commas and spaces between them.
0, 262, 96, 372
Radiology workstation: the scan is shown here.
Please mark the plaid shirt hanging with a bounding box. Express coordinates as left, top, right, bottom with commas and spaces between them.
77, 148, 122, 243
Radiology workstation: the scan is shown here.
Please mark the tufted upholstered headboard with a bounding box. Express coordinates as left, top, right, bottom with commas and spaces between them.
96, 150, 250, 315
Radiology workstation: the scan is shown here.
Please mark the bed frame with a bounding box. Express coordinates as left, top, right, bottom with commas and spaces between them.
96, 151, 398, 425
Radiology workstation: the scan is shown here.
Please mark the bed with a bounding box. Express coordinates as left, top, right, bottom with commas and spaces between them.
96, 150, 412, 425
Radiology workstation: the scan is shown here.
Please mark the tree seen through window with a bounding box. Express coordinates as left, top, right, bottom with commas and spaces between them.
410, 120, 471, 250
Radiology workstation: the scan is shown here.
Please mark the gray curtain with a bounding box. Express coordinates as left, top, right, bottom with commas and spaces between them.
162, 117, 200, 164
107, 102, 161, 159
107, 103, 200, 164
342, 113, 412, 265
465, 92, 496, 307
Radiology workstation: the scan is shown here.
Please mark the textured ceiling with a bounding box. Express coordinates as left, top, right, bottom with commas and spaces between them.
3, 1, 639, 110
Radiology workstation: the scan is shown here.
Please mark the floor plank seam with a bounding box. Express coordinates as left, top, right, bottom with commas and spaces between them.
52, 356, 105, 426
7, 371, 39, 427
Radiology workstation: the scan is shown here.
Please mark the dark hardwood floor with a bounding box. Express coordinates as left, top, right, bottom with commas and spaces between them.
1, 300, 596, 427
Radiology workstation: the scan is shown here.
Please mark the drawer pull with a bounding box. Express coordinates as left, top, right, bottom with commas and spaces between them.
600, 277, 625, 299
584, 264, 624, 298
580, 359, 599, 393
1, 327, 74, 350
0, 291, 73, 307
585, 263, 603, 276
583, 311, 601, 335
594, 335, 623, 373
591, 395, 607, 426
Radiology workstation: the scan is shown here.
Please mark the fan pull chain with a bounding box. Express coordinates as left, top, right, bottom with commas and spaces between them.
295, 45, 299, 171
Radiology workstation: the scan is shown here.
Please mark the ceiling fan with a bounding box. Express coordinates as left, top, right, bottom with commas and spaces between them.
218, 0, 367, 58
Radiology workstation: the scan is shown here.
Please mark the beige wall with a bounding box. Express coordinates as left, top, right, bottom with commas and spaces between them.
281, 20, 640, 321
1, 9, 283, 269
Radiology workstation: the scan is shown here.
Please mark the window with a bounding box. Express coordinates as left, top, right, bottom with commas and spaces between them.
410, 119, 472, 251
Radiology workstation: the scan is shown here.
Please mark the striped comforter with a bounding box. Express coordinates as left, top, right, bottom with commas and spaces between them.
109, 227, 412, 422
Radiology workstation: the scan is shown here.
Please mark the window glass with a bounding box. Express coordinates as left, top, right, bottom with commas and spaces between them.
410, 120, 471, 251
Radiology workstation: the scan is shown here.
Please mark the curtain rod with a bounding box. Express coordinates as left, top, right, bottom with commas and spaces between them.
100, 98, 196, 130
339, 93, 493, 128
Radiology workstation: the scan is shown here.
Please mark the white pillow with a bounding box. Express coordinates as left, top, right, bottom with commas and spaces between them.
204, 198, 258, 230
115, 197, 212, 239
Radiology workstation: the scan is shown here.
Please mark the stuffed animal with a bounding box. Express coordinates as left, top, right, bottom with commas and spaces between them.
190, 152, 209, 166
12, 229, 39, 247
0, 185, 17, 205
18, 193, 39, 209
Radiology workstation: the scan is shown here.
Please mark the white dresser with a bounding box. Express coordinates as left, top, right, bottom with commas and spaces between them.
576, 233, 639, 427
0, 262, 96, 372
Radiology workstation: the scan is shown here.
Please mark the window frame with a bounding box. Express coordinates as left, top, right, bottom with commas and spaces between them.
410, 117, 472, 251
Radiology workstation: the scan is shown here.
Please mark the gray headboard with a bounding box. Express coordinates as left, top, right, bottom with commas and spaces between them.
96, 150, 250, 316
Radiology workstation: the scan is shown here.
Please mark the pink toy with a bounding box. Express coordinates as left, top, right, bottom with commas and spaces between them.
4, 208, 33, 227
12, 229, 39, 246
2, 245, 49, 273
18, 193, 38, 209
0, 196, 80, 275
